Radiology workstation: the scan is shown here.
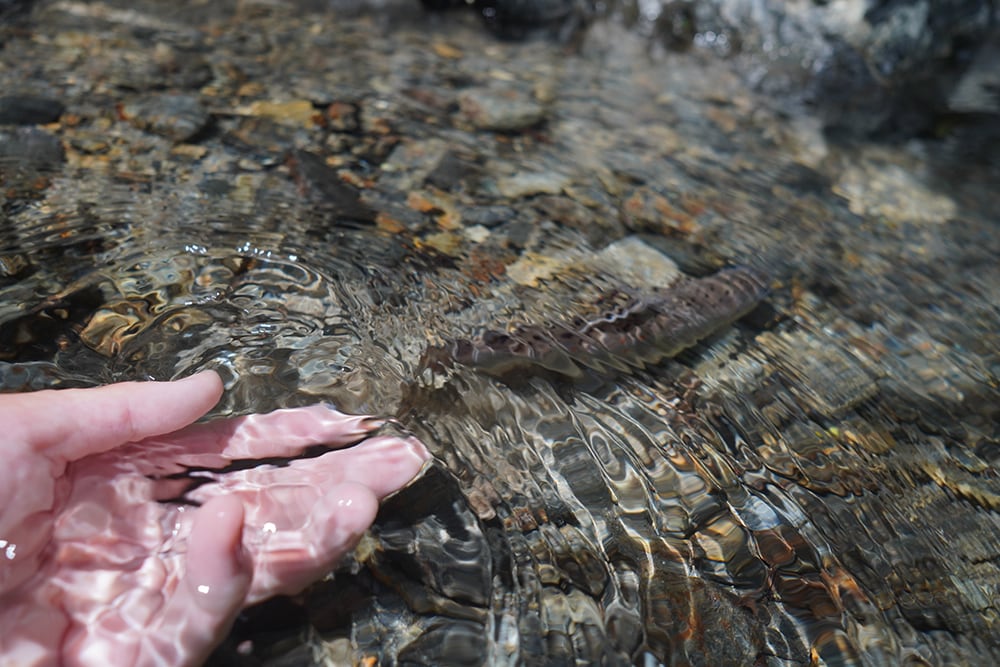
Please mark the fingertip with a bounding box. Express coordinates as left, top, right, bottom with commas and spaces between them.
326, 482, 379, 533
243, 482, 381, 603
186, 494, 252, 616
41, 369, 227, 462
169, 370, 224, 415
406, 435, 433, 467
179, 369, 225, 399
145, 494, 251, 666
342, 435, 433, 499
321, 482, 380, 545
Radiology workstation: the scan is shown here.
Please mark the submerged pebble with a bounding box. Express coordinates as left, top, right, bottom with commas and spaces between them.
120, 94, 210, 142
0, 95, 65, 125
0, 126, 64, 168
497, 170, 570, 198
457, 87, 547, 131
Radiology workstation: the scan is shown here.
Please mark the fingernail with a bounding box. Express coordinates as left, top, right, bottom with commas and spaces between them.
405, 436, 432, 461
179, 369, 220, 383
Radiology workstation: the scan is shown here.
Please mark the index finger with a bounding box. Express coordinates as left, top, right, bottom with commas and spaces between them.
1, 371, 224, 463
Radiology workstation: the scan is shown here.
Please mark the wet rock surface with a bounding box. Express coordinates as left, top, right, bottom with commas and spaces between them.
0, 95, 65, 125
1, 1, 999, 666
435, 0, 999, 134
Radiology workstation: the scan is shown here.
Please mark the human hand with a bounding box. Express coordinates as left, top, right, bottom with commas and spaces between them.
0, 371, 430, 666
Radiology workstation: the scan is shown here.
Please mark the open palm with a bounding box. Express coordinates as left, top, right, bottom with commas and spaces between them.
0, 371, 428, 666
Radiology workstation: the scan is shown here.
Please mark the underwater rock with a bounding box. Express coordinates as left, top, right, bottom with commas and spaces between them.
422, 0, 584, 39
289, 149, 377, 223
711, 0, 996, 134
0, 95, 64, 125
457, 87, 548, 132
119, 94, 211, 142
425, 0, 997, 135
0, 126, 64, 203
0, 126, 64, 169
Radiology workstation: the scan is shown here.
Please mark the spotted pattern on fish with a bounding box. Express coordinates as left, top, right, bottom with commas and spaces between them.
426, 266, 770, 382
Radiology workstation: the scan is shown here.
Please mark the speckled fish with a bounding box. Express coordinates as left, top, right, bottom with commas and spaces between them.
428, 266, 770, 382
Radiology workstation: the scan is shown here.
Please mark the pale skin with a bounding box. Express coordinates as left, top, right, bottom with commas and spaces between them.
0, 371, 430, 666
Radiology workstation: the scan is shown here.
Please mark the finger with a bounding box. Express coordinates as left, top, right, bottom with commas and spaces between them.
132, 404, 387, 474
139, 494, 252, 667
181, 435, 429, 605
187, 434, 431, 505
52, 495, 249, 667
4, 371, 224, 464
245, 481, 380, 603
183, 494, 252, 616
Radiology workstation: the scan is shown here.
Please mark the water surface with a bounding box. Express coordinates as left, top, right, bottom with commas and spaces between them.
1, 1, 998, 664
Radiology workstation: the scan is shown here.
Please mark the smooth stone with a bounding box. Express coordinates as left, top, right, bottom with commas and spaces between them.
0, 95, 65, 125
458, 87, 546, 132
121, 94, 211, 142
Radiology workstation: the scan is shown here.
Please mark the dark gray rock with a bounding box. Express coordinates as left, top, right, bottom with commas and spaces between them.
120, 94, 211, 142
695, 0, 994, 133
0, 126, 64, 169
0, 95, 65, 125
430, 0, 997, 135
290, 149, 377, 223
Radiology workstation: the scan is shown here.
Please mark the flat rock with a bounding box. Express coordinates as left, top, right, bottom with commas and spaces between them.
457, 87, 546, 131
120, 94, 210, 142
0, 95, 65, 125
0, 126, 64, 170
497, 170, 570, 198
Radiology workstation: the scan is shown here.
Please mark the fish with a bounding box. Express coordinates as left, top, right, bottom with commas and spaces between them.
425, 266, 770, 382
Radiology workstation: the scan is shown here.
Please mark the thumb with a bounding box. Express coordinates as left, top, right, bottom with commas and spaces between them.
142, 494, 252, 666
